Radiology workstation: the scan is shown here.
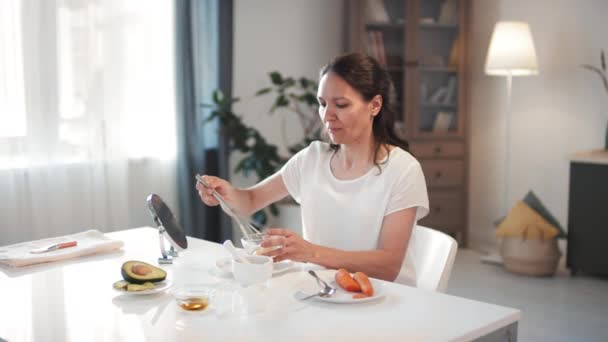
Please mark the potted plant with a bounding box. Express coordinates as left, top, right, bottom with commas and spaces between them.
581, 49, 608, 150
203, 71, 320, 224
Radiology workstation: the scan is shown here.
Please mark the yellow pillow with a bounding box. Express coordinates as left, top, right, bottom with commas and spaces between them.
496, 201, 560, 240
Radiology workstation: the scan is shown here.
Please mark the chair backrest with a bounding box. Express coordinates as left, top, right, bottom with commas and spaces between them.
401, 225, 458, 293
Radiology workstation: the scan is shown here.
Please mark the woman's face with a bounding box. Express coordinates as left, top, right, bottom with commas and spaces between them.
317, 72, 381, 146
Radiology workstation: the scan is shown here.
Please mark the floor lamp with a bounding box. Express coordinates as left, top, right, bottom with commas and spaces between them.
481, 22, 538, 263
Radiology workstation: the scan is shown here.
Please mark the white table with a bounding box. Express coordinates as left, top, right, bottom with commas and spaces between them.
0, 227, 520, 341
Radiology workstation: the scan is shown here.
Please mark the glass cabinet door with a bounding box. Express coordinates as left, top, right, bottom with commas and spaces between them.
361, 0, 407, 132
412, 0, 463, 139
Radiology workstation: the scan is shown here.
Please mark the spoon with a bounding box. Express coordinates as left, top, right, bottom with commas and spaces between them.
195, 174, 261, 238
300, 270, 336, 300
308, 270, 334, 290
223, 240, 249, 264
299, 286, 336, 301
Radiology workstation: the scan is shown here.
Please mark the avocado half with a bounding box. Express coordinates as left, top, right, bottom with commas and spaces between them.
121, 260, 167, 284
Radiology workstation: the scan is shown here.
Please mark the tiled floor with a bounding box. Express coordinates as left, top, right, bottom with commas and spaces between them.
447, 249, 608, 341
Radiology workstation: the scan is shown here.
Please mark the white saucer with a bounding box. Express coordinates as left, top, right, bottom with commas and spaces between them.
215, 257, 296, 275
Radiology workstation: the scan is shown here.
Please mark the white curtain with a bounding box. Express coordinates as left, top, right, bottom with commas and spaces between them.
0, 0, 178, 245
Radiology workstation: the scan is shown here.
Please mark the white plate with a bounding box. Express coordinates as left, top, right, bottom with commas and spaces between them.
113, 280, 172, 295
215, 257, 296, 275
295, 278, 385, 304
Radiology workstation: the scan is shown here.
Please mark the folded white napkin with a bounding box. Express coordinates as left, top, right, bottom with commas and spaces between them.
0, 229, 124, 268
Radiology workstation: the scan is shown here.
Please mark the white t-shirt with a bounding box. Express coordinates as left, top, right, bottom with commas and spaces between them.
280, 141, 429, 285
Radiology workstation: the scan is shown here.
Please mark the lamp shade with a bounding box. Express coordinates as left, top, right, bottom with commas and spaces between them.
485, 21, 538, 76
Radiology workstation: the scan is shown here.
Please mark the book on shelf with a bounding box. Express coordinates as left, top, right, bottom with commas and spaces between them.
433, 111, 454, 132
364, 0, 389, 23
448, 36, 460, 67
437, 0, 458, 25
443, 76, 457, 105
429, 86, 448, 104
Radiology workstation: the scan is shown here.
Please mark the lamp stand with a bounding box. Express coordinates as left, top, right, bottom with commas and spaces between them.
480, 72, 513, 267
504, 71, 512, 218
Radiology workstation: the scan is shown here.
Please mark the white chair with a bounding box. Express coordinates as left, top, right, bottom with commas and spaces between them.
399, 225, 458, 293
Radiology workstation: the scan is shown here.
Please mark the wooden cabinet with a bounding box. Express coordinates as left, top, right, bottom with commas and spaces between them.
346, 0, 470, 245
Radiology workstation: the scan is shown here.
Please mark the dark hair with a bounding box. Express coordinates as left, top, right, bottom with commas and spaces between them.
320, 53, 409, 170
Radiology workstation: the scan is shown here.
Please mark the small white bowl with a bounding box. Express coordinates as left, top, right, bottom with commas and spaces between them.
232, 255, 273, 287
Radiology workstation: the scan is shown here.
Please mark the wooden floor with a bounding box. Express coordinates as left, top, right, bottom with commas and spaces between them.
447, 249, 608, 341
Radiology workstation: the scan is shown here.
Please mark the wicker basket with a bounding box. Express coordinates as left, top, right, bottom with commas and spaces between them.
500, 226, 561, 276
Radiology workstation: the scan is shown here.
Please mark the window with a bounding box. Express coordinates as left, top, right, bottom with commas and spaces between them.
0, 0, 176, 168
0, 0, 27, 138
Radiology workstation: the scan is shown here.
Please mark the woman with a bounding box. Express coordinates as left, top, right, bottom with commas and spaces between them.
196, 53, 428, 283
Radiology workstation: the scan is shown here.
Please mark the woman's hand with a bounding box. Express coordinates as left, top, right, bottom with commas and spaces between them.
261, 228, 317, 263
195, 175, 238, 208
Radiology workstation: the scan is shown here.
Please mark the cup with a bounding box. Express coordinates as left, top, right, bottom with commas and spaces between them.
240, 233, 283, 256
232, 255, 273, 287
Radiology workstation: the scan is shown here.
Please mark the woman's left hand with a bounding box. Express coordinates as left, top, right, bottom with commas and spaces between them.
261, 228, 316, 263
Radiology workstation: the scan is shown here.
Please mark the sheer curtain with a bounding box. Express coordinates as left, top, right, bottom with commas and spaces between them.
0, 0, 178, 245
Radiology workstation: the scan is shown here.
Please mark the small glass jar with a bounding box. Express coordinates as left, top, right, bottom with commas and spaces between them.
174, 286, 215, 312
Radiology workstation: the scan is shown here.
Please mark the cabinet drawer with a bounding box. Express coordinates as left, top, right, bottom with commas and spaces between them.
420, 160, 465, 187
419, 191, 464, 228
410, 141, 465, 159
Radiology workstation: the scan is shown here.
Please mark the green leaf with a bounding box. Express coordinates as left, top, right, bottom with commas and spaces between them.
276, 95, 289, 107
582, 64, 608, 93
283, 77, 295, 88
203, 112, 218, 123
270, 95, 289, 113
255, 87, 272, 96
234, 159, 246, 173
303, 93, 318, 106
269, 71, 283, 85
212, 89, 223, 104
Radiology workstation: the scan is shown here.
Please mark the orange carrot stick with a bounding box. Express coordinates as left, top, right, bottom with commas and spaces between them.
352, 293, 369, 299
335, 269, 361, 292
353, 272, 374, 296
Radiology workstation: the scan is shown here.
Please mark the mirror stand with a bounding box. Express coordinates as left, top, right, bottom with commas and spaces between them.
157, 223, 179, 264
147, 194, 188, 265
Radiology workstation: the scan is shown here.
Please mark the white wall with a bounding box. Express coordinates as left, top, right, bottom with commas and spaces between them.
231, 0, 343, 234
469, 0, 608, 249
